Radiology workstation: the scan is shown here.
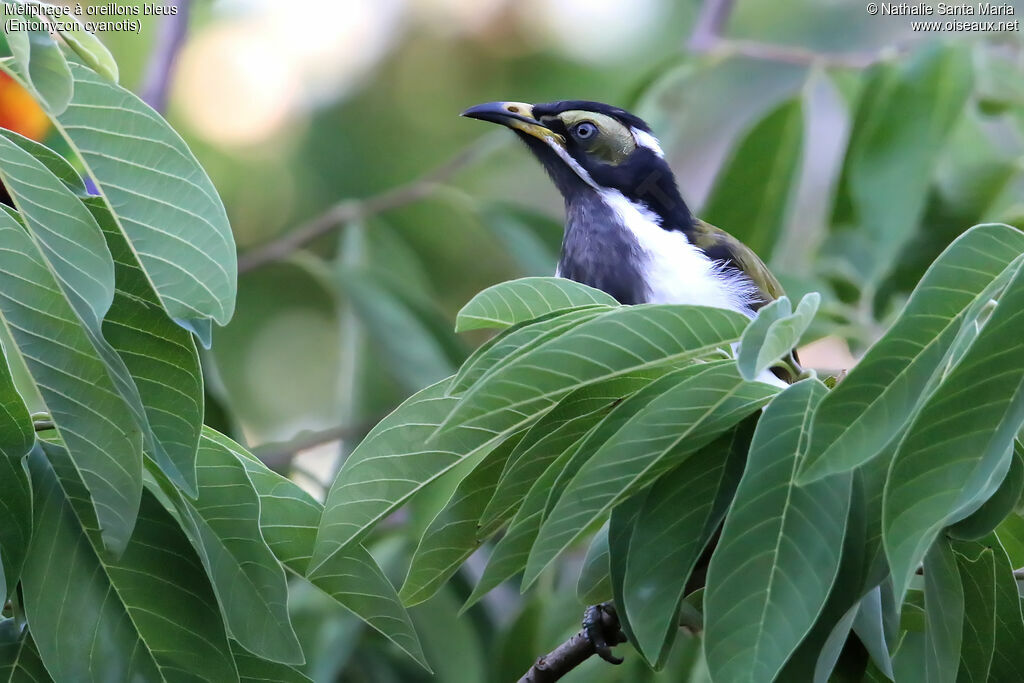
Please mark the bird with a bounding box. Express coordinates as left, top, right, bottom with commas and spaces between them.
461, 100, 799, 384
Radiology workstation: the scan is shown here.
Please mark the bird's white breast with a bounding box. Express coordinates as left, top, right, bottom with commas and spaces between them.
597, 189, 759, 317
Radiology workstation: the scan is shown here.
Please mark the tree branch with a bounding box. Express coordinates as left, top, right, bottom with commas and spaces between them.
139, 0, 191, 113
688, 0, 896, 69
517, 628, 605, 683
236, 134, 503, 273
252, 420, 379, 472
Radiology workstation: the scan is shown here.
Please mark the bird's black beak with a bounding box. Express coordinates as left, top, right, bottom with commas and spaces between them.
461, 101, 565, 146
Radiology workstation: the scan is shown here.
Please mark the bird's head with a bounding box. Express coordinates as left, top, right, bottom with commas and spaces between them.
462, 100, 691, 226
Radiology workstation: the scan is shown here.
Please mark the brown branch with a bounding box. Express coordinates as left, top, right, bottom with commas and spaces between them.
518, 629, 604, 683
236, 135, 503, 273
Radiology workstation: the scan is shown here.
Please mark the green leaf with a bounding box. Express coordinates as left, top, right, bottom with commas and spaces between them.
622, 418, 753, 665
158, 434, 303, 665
449, 307, 609, 395
0, 620, 51, 682
989, 535, 1024, 682
704, 379, 850, 683
338, 269, 457, 391
607, 487, 643, 649
462, 437, 585, 610
831, 43, 972, 279
952, 541, 996, 682
702, 97, 803, 262
22, 444, 238, 682
19, 26, 72, 115
311, 378, 507, 573
50, 14, 118, 83
736, 292, 818, 381
479, 372, 659, 536
576, 523, 612, 605
454, 276, 618, 332
232, 645, 312, 683
526, 361, 777, 587
801, 223, 1024, 483
89, 197, 203, 494
883, 256, 1024, 602
0, 347, 33, 605
400, 433, 524, 607
948, 447, 1024, 541
0, 208, 142, 554
923, 538, 963, 683
995, 508, 1024, 569
852, 586, 894, 681
44, 61, 236, 326
440, 304, 753, 439
0, 129, 88, 196
408, 584, 486, 683
0, 133, 114, 325
212, 429, 428, 670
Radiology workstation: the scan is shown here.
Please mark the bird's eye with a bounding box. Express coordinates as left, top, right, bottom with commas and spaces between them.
573, 122, 597, 140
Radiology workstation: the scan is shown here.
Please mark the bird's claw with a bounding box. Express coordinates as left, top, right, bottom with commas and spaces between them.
582, 602, 626, 665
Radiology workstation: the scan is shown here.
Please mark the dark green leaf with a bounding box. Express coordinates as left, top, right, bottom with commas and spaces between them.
883, 257, 1024, 601
952, 540, 996, 682
801, 223, 1024, 483
705, 379, 849, 683
88, 197, 203, 494
948, 447, 1024, 541
400, 433, 525, 606
0, 620, 51, 683
440, 305, 752, 441
22, 445, 237, 682
221, 430, 427, 669
0, 208, 141, 554
464, 434, 589, 609
449, 307, 609, 395
527, 361, 776, 587
158, 434, 302, 665
479, 371, 659, 536
576, 523, 612, 605
54, 62, 236, 326
232, 644, 312, 683
923, 538, 963, 683
622, 418, 752, 664
0, 349, 33, 605
702, 97, 803, 261
831, 44, 972, 279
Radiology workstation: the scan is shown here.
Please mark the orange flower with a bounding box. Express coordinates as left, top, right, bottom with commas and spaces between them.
0, 71, 50, 140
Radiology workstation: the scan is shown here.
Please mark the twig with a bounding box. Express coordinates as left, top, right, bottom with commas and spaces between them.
698, 39, 898, 69
236, 135, 504, 273
688, 0, 735, 51
139, 0, 191, 113
251, 419, 379, 472
518, 629, 602, 683
688, 0, 896, 69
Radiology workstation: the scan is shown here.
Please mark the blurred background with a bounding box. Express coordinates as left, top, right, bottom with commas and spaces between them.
3, 0, 1023, 679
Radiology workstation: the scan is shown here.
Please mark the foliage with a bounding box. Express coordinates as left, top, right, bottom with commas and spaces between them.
3, 6, 1024, 683
0, 16, 427, 682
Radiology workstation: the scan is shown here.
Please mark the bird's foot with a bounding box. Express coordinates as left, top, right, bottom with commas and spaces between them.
582, 601, 627, 665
